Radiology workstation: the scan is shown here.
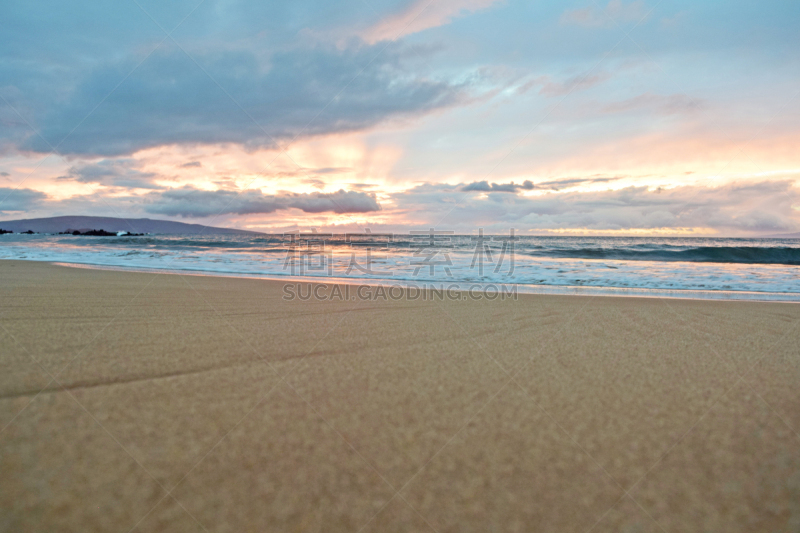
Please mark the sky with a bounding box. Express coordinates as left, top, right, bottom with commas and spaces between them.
1, 0, 799, 235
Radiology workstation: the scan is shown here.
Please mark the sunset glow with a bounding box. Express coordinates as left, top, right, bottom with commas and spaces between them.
1, 0, 799, 235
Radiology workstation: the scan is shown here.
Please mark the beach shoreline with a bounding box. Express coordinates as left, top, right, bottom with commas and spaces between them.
45, 260, 800, 303
1, 260, 799, 532
3, 233, 799, 299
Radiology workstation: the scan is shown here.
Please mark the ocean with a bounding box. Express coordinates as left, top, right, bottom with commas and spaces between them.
1, 233, 798, 301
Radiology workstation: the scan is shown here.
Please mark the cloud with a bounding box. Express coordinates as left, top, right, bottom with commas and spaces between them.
392, 179, 800, 234
561, 0, 647, 28
145, 187, 381, 218
304, 179, 326, 190
3, 0, 798, 234
20, 43, 469, 157
540, 73, 611, 97
360, 0, 504, 43
57, 159, 163, 189
0, 187, 47, 213
535, 176, 623, 190
516, 72, 611, 97
312, 167, 351, 174
462, 180, 534, 193
603, 93, 704, 115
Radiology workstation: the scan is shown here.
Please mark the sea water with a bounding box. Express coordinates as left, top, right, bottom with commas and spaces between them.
1, 233, 798, 301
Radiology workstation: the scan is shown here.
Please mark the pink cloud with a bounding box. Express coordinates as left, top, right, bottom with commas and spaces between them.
360, 0, 504, 44
561, 0, 647, 28
519, 72, 612, 97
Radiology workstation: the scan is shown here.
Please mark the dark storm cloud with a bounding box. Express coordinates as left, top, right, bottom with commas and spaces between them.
145, 187, 381, 218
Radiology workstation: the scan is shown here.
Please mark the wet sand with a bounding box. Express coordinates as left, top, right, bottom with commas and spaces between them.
1, 259, 798, 532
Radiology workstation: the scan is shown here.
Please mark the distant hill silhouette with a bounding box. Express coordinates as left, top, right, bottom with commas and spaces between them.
0, 216, 262, 235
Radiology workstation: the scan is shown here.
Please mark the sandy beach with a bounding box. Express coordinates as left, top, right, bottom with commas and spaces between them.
1, 259, 798, 532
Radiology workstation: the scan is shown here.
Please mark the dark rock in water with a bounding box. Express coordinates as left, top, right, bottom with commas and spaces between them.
84, 229, 115, 236
60, 228, 145, 236
0, 229, 11, 234
21, 230, 36, 234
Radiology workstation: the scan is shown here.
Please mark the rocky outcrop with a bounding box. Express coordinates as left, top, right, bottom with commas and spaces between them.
59, 229, 144, 236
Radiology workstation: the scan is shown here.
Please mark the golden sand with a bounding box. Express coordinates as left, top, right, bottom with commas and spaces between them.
1, 260, 798, 532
